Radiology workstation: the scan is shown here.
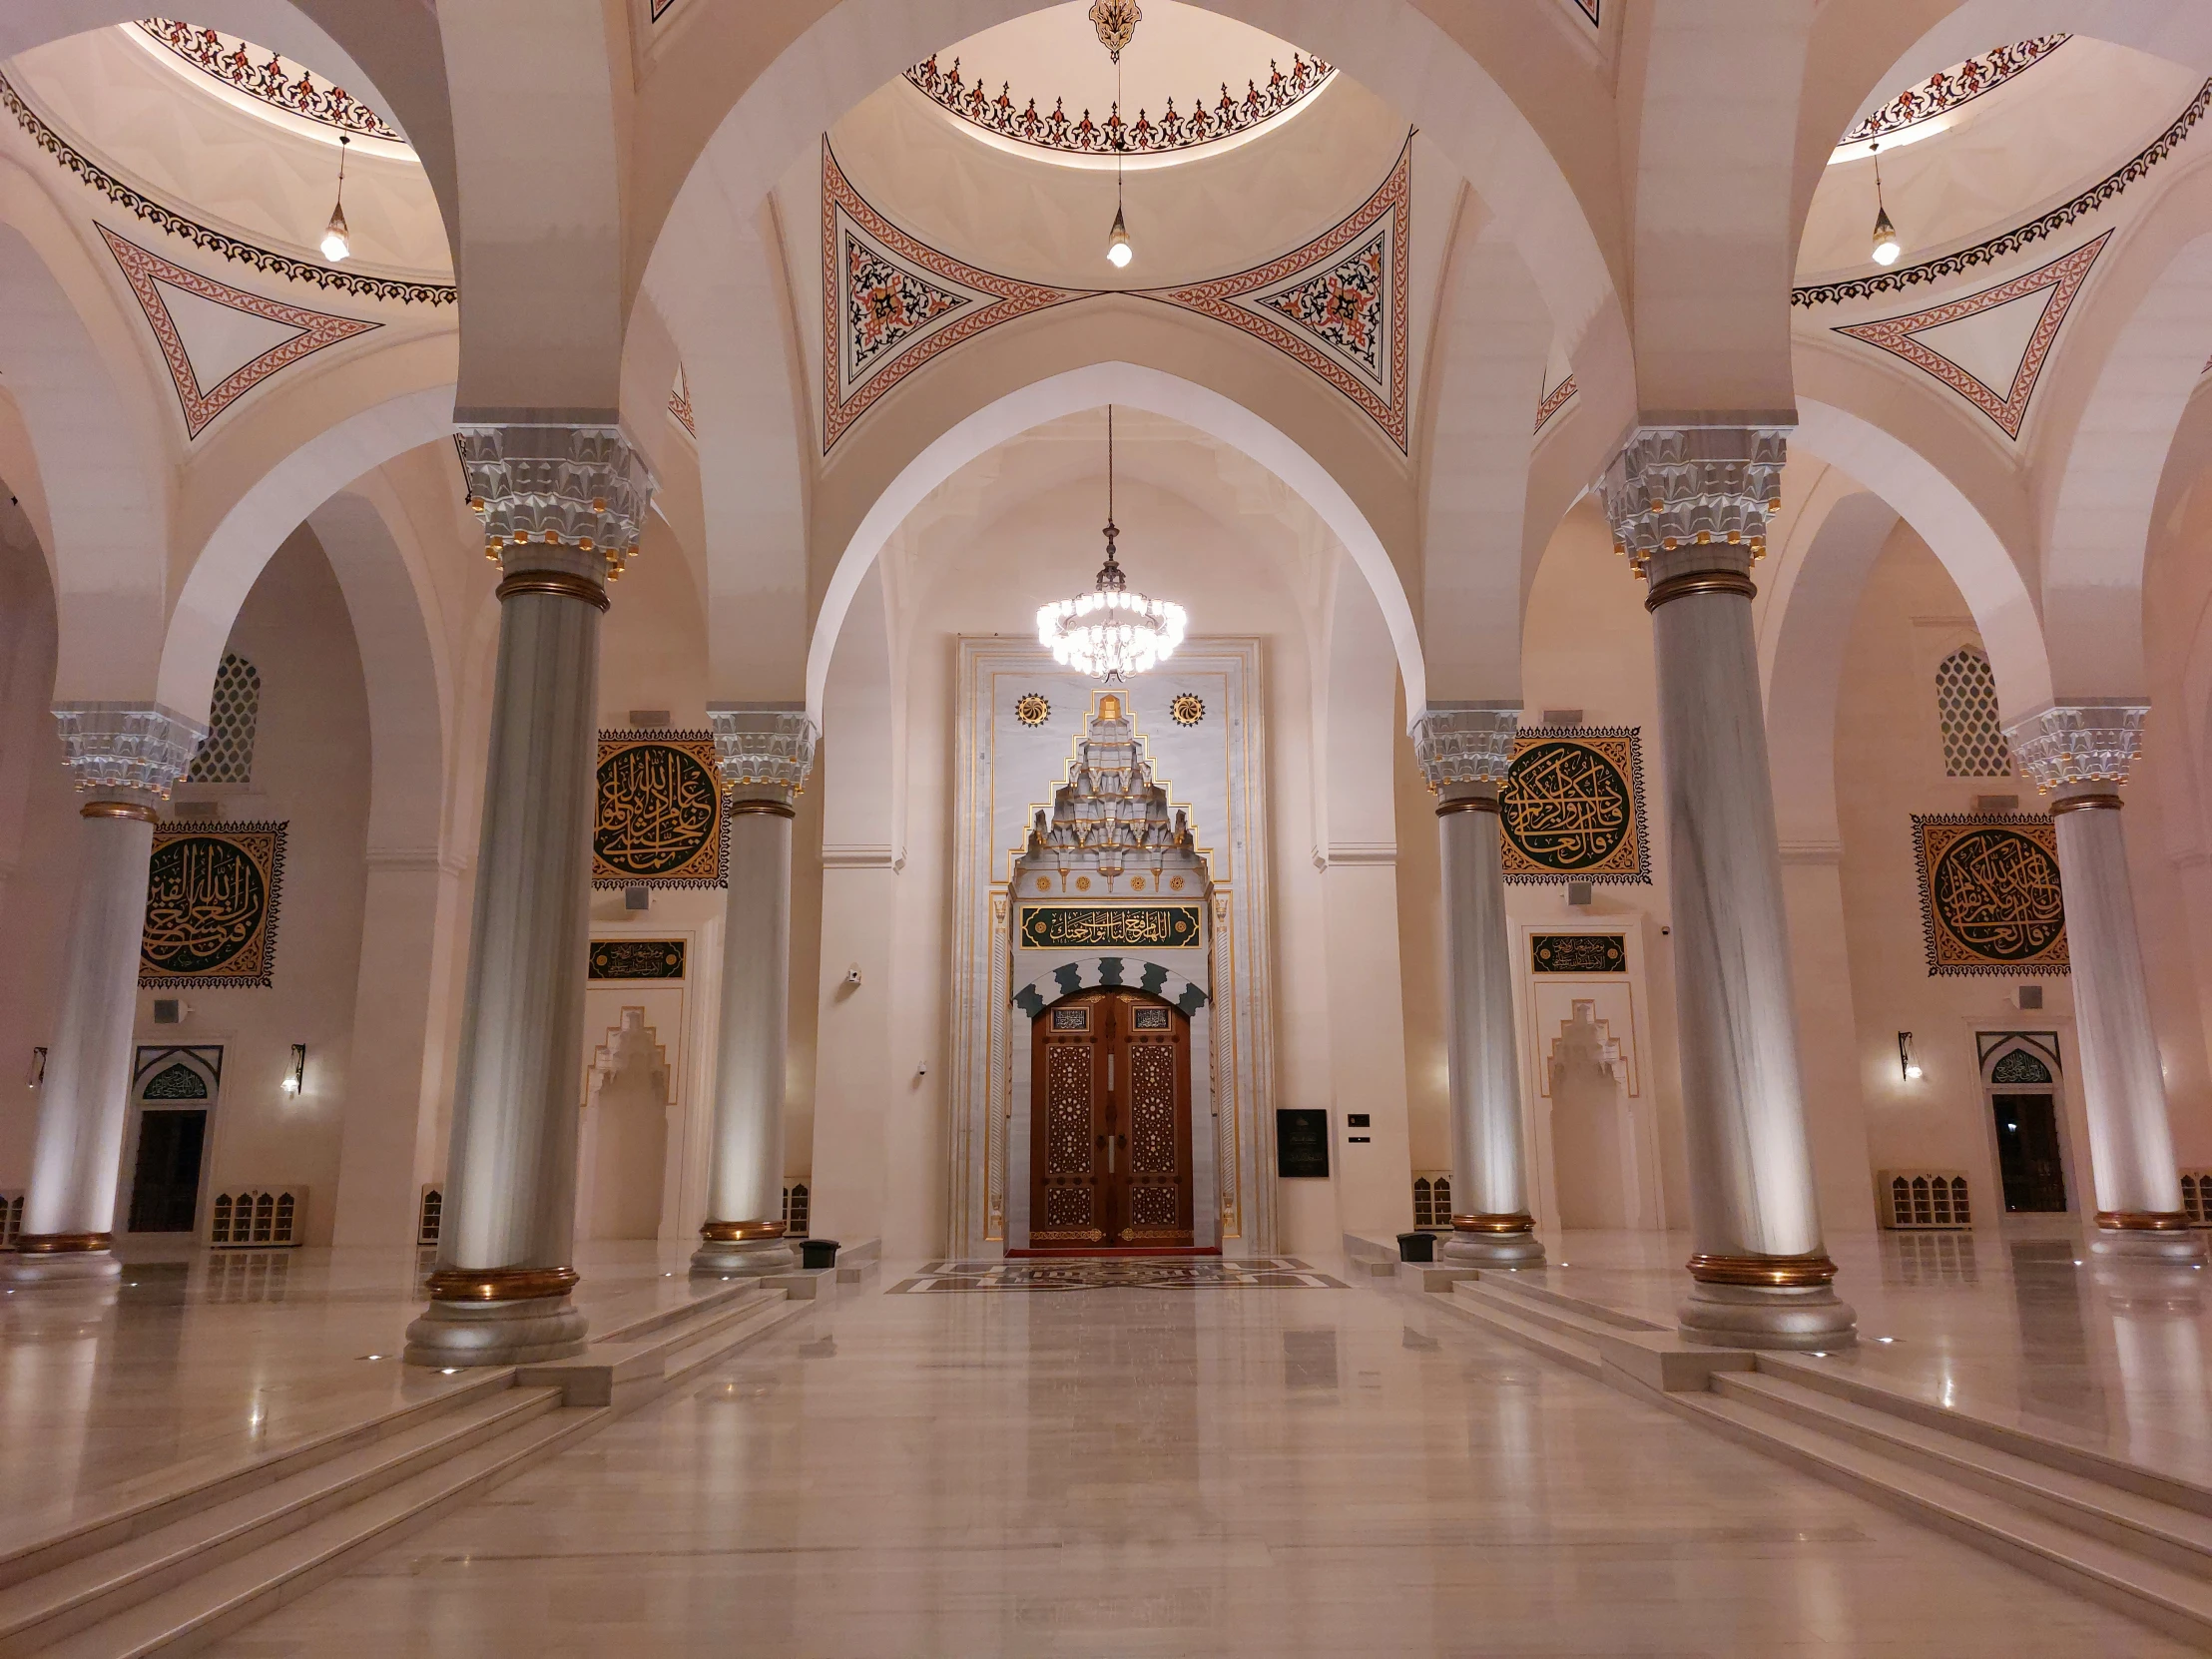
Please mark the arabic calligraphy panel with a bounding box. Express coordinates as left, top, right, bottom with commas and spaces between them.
1913, 815, 2069, 975
1500, 729, 1649, 884
589, 939, 687, 980
1018, 905, 1204, 950
140, 823, 285, 988
592, 731, 727, 888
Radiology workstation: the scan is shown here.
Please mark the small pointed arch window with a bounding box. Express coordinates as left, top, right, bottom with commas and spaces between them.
187, 652, 261, 785
1935, 646, 2011, 778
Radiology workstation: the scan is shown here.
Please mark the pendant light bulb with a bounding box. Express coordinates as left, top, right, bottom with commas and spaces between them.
1869, 143, 1901, 268
320, 134, 352, 264
1106, 203, 1133, 269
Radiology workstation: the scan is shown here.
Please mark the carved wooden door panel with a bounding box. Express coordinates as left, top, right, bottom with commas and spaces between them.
1028, 992, 1192, 1251
1031, 994, 1108, 1247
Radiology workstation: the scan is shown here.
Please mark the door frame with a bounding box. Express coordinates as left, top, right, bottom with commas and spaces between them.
1009, 965, 1217, 1254
123, 1045, 224, 1238
1972, 1030, 2079, 1221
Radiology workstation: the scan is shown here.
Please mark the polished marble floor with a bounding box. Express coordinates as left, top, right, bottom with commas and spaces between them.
190, 1236, 2193, 1657
0, 1239, 741, 1551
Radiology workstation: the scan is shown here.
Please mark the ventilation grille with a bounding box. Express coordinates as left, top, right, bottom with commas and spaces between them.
2183, 1171, 2212, 1228
186, 652, 261, 784
209, 1186, 305, 1248
0, 1191, 22, 1250
418, 1185, 443, 1247
1936, 647, 2012, 778
1878, 1171, 1971, 1231
783, 1182, 811, 1240
1411, 1171, 1453, 1231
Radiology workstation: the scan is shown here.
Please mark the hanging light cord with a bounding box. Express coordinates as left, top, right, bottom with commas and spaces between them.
1105, 404, 1117, 557
335, 132, 349, 206
1115, 61, 1125, 227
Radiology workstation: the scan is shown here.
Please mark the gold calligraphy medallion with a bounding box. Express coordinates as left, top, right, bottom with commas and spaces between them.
1499, 730, 1649, 883
140, 824, 285, 987
592, 731, 727, 887
1914, 816, 2068, 974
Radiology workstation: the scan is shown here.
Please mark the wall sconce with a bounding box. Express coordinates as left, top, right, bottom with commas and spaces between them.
1898, 1032, 1923, 1082
26, 1046, 45, 1088
282, 1043, 306, 1095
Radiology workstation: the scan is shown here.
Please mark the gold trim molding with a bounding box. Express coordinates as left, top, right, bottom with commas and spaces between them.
80, 800, 158, 824
1435, 798, 1500, 819
494, 570, 610, 612
2094, 1209, 2192, 1231
1645, 569, 1758, 613
423, 1266, 580, 1303
2049, 793, 2124, 817
1452, 1213, 1534, 1234
15, 1231, 114, 1254
700, 1220, 787, 1242
726, 800, 796, 820
1686, 1251, 1838, 1288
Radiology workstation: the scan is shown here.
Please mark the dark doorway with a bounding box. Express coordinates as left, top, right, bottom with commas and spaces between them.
1991, 1093, 2067, 1213
128, 1109, 207, 1233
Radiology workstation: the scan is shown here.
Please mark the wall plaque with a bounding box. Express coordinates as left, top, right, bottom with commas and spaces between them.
592, 730, 727, 889
1499, 728, 1650, 884
140, 823, 286, 988
1532, 934, 1626, 973
589, 939, 687, 980
1276, 1108, 1331, 1179
1913, 815, 2068, 975
1018, 904, 1203, 949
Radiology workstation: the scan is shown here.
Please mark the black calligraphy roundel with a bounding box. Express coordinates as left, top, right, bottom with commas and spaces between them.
142, 835, 268, 976
1932, 827, 2065, 962
595, 744, 721, 879
1501, 741, 1632, 872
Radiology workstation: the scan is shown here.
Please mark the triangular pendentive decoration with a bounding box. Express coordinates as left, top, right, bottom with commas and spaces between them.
823, 143, 1089, 451
99, 225, 380, 440
1142, 137, 1411, 449
1833, 233, 2109, 439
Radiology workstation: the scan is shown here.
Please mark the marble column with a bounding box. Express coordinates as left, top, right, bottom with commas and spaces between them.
1411, 704, 1542, 1265
7, 705, 203, 1285
2007, 705, 2206, 1264
404, 424, 653, 1368
693, 706, 818, 1276
1600, 427, 1855, 1349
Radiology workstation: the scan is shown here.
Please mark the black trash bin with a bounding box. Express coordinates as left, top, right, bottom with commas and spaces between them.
1395, 1231, 1434, 1264
800, 1238, 840, 1272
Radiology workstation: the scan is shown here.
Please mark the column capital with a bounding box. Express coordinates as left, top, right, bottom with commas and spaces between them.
1598, 425, 1788, 577
2003, 701, 2147, 792
51, 702, 206, 803
709, 704, 819, 806
1411, 703, 1517, 796
457, 422, 656, 584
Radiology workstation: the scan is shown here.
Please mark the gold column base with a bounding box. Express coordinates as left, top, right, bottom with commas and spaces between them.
1686, 1252, 1838, 1289
423, 1266, 579, 1303
15, 1232, 114, 1254
2094, 1210, 2193, 1232
1451, 1213, 1535, 1235
700, 1220, 787, 1244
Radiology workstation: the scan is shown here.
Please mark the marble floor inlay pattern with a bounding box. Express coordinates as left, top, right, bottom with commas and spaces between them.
889, 1256, 1346, 1292
196, 1245, 2191, 1656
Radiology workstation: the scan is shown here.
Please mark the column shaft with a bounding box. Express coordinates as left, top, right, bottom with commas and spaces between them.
1437, 799, 1541, 1263
694, 804, 797, 1274
2051, 795, 2201, 1260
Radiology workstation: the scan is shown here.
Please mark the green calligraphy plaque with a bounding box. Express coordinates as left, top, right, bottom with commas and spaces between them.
1018, 904, 1203, 950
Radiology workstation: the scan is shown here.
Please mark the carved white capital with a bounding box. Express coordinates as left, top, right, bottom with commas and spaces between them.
2004, 701, 2147, 792
1412, 704, 1517, 794
457, 423, 656, 581
1598, 426, 1788, 576
52, 702, 207, 801
709, 706, 819, 805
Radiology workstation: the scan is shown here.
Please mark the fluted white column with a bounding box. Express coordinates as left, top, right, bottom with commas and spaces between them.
7, 706, 203, 1284
693, 707, 817, 1276
1412, 704, 1542, 1265
1602, 428, 1855, 1349
2008, 706, 2205, 1263
405, 424, 653, 1368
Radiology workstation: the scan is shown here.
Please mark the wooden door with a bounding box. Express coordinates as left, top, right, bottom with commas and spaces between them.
1029, 991, 1193, 1250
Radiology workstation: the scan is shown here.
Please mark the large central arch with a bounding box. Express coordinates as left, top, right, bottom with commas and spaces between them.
807, 360, 1427, 725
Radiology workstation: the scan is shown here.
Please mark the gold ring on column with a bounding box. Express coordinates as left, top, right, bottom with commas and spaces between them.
726, 800, 796, 819
2049, 794, 2124, 817
2093, 1210, 2193, 1231
1450, 1213, 1534, 1234
15, 1232, 114, 1254
700, 1220, 788, 1243
80, 801, 158, 824
1435, 798, 1499, 819
1644, 569, 1758, 612
423, 1266, 580, 1302
1686, 1252, 1838, 1288
493, 570, 610, 612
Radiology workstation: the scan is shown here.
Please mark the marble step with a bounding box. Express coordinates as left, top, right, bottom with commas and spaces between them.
1435, 1280, 1606, 1379
29, 1400, 606, 1659
0, 1385, 565, 1656
0, 1371, 516, 1593
1713, 1371, 2212, 1577
1683, 1384, 2212, 1646
1470, 1272, 1668, 1333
